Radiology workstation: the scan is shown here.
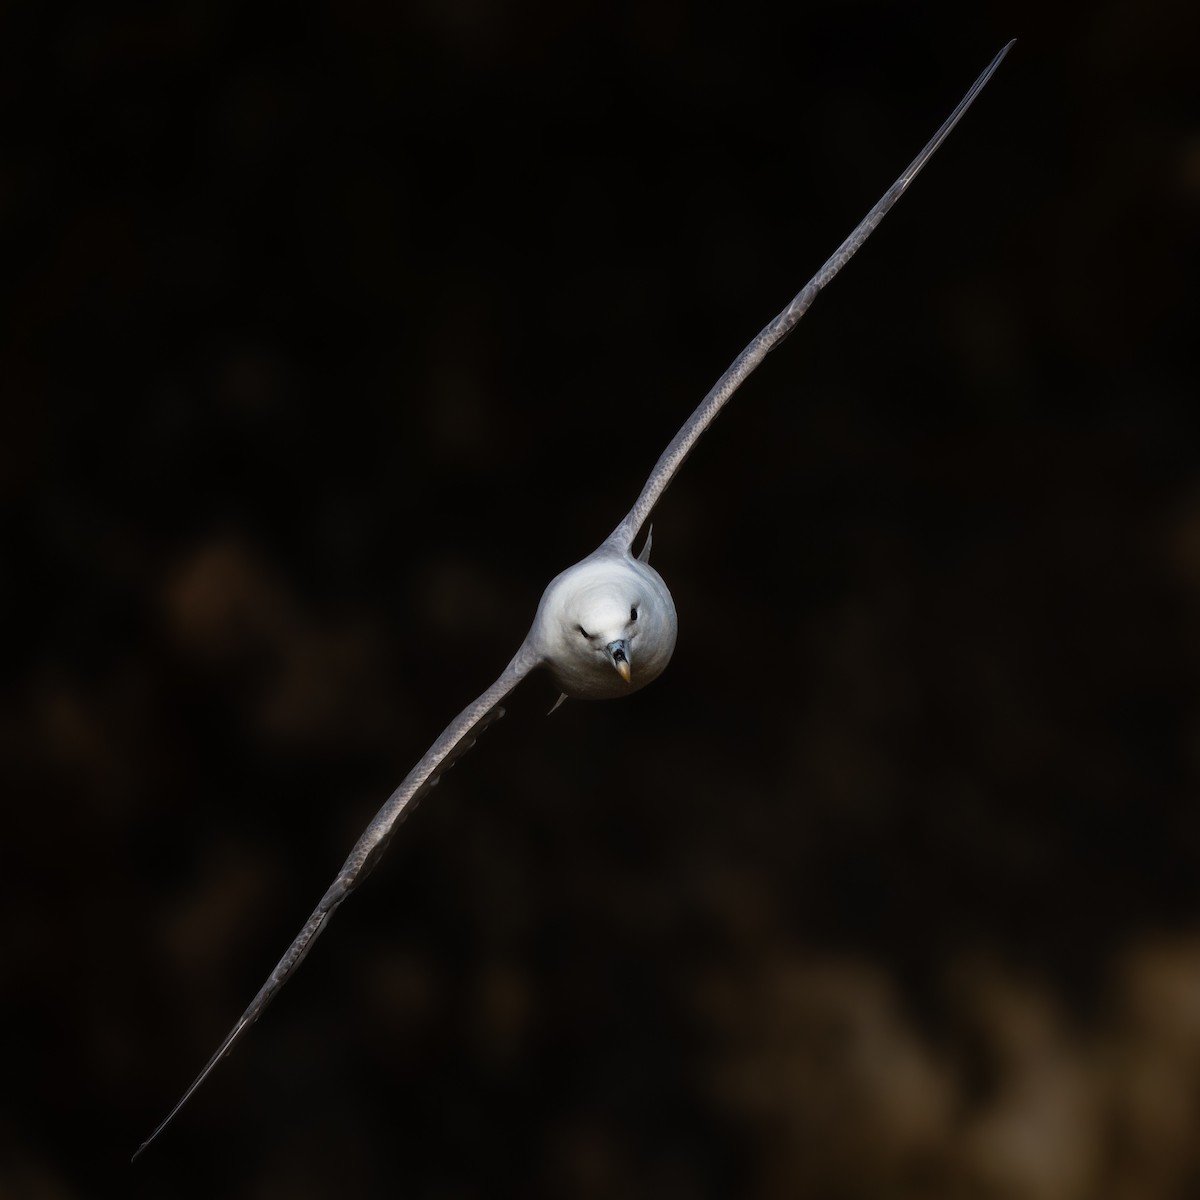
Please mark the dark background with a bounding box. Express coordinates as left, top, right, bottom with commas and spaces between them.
4, 1, 1200, 1197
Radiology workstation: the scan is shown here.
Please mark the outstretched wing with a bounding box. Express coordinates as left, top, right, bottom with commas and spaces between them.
134, 642, 542, 1160
606, 40, 1014, 554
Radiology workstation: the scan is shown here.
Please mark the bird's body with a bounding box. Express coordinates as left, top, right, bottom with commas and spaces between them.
135, 42, 1014, 1159
534, 536, 676, 700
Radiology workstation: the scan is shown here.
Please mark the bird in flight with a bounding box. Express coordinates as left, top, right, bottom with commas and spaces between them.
136, 41, 1013, 1159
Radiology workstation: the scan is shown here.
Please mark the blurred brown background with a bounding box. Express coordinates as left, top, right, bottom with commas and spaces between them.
3, 1, 1199, 1197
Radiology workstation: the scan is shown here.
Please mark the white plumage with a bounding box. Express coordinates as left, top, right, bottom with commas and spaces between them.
536, 537, 676, 700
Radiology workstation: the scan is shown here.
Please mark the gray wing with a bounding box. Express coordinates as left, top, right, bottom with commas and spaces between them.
606, 40, 1014, 554
134, 642, 542, 1160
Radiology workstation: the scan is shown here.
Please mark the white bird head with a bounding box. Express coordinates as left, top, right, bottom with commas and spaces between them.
533, 553, 678, 700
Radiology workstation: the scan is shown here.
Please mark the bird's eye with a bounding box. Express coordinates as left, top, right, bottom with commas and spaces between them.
630, 606, 638, 622
577, 624, 591, 639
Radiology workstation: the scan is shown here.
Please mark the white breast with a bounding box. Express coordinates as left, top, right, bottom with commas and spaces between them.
531, 552, 677, 699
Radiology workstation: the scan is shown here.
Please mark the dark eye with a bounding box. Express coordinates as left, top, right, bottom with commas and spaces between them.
630, 606, 638, 622
577, 624, 591, 639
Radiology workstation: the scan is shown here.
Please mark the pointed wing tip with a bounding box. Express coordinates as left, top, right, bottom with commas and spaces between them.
131, 1115, 171, 1163
130, 1102, 186, 1163
979, 41, 1017, 86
